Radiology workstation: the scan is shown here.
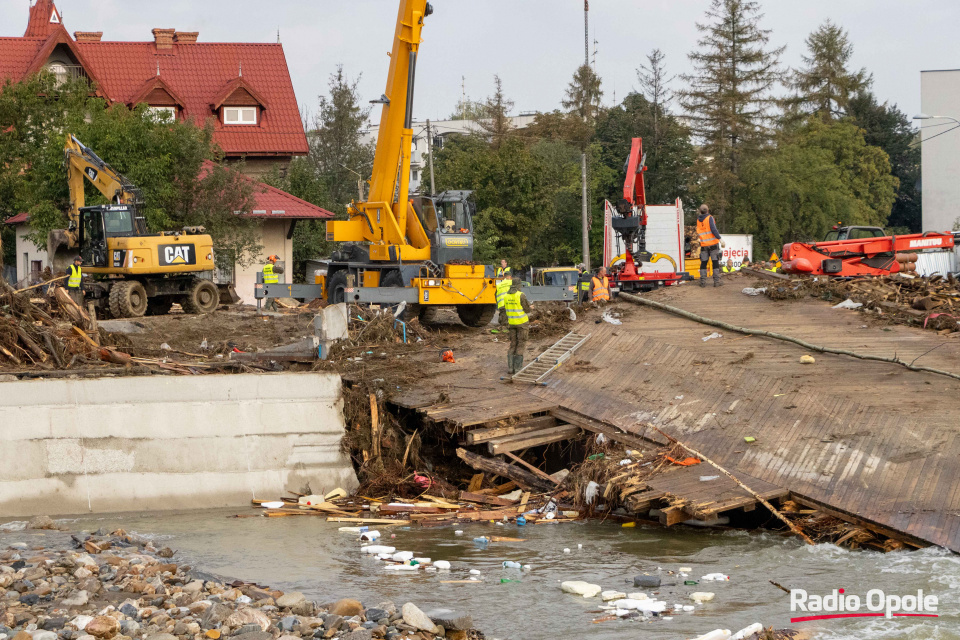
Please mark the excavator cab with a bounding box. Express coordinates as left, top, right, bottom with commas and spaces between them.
413, 190, 476, 263
77, 205, 137, 267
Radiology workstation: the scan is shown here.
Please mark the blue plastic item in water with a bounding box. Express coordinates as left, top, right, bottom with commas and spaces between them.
502, 561, 522, 569
516, 515, 526, 526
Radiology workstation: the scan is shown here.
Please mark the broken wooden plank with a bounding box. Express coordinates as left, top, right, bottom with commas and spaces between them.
503, 452, 559, 485
459, 491, 517, 507
466, 415, 557, 444
488, 424, 582, 454
456, 448, 556, 492
326, 517, 411, 525
549, 407, 664, 448
467, 473, 485, 493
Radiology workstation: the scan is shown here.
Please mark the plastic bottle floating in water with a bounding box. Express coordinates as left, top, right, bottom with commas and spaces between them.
516, 515, 526, 526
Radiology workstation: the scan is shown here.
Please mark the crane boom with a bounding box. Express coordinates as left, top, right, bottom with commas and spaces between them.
326, 0, 433, 262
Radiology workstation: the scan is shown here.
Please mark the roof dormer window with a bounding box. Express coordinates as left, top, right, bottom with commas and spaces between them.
147, 106, 177, 121
224, 106, 258, 125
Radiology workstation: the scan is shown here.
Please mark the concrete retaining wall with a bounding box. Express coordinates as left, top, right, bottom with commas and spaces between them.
0, 372, 358, 517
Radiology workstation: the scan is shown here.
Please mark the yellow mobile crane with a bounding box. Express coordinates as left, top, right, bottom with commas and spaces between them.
48, 135, 222, 317
257, 0, 575, 321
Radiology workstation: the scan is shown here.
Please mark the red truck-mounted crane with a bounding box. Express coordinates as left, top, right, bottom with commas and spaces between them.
781, 231, 959, 276
609, 138, 688, 292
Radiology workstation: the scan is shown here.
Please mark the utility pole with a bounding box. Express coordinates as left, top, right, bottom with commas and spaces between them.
426, 119, 436, 195
581, 0, 591, 271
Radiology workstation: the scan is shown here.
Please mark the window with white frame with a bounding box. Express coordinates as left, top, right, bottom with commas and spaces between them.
147, 106, 177, 120
223, 107, 258, 125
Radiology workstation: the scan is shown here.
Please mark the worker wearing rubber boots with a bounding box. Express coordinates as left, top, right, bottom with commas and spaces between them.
696, 204, 724, 287
262, 255, 283, 312
591, 267, 611, 304
67, 255, 84, 306
503, 276, 532, 375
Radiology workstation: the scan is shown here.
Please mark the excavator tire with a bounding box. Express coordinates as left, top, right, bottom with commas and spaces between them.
456, 303, 497, 328
145, 296, 175, 316
418, 306, 443, 325
108, 281, 148, 318
181, 280, 219, 315
326, 270, 349, 304
381, 270, 420, 321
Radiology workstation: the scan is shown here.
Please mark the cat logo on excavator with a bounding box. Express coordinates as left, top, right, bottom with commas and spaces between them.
159, 244, 196, 266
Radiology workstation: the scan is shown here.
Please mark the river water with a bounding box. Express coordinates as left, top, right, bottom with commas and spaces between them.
3, 511, 957, 640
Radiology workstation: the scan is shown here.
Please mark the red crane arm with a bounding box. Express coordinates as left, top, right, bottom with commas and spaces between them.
622, 137, 648, 224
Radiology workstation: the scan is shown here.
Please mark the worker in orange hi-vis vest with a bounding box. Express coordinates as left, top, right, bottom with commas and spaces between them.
696, 204, 725, 288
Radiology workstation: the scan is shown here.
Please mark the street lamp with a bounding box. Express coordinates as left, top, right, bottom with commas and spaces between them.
914, 113, 960, 126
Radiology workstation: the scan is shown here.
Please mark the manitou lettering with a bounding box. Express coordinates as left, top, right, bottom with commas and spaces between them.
158, 244, 196, 266
908, 238, 944, 248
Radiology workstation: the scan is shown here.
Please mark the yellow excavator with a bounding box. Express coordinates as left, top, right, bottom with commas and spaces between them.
48, 135, 222, 317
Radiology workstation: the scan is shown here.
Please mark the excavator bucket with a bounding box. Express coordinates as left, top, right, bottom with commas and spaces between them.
47, 229, 76, 274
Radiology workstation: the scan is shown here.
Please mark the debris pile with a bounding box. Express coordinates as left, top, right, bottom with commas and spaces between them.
0, 524, 482, 640
0, 282, 101, 370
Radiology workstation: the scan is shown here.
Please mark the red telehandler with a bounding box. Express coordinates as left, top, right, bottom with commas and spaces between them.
781, 231, 960, 277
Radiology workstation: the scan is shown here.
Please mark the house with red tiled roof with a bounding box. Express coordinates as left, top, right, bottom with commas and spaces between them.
1, 1, 331, 302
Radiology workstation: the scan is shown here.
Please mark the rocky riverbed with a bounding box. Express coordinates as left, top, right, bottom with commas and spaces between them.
0, 518, 481, 640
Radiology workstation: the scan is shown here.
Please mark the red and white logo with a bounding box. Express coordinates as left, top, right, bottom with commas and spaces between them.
790, 588, 939, 623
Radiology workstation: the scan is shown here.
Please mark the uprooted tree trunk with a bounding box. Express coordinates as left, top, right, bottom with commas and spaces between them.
456, 447, 557, 492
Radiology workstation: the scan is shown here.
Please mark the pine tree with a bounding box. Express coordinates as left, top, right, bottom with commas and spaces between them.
793, 21, 871, 120
636, 49, 675, 174
477, 75, 515, 150
308, 66, 373, 211
680, 0, 784, 222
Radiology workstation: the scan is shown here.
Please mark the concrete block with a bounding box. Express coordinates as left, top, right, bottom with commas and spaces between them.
314, 303, 348, 341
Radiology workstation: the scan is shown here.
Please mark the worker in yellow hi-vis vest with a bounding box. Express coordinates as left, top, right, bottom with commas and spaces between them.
261, 255, 284, 312
67, 255, 84, 306
503, 276, 533, 375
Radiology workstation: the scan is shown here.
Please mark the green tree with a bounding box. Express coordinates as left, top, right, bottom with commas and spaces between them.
477, 75, 515, 149
306, 66, 374, 213
680, 0, 785, 223
792, 21, 871, 120
847, 92, 921, 232
636, 49, 674, 154
731, 118, 897, 255
433, 135, 549, 266
562, 64, 604, 147
595, 92, 696, 207
0, 74, 257, 268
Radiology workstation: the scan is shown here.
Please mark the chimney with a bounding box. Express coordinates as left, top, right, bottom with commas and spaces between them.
174, 31, 199, 43
74, 31, 103, 42
152, 28, 175, 50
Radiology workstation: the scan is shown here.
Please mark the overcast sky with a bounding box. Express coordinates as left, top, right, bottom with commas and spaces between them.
4, 0, 956, 127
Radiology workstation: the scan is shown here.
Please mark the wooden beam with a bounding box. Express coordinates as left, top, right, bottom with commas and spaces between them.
503, 452, 558, 485
456, 448, 556, 492
459, 491, 518, 507
466, 416, 557, 444
659, 505, 690, 527
488, 425, 581, 454
467, 473, 484, 492
549, 408, 664, 448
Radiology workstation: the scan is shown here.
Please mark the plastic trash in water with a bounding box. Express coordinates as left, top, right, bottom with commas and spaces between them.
577, 544, 583, 550
702, 332, 723, 342
563, 548, 571, 554
502, 561, 522, 569
692, 630, 731, 640
433, 561, 451, 570
500, 578, 519, 583
473, 537, 489, 548
516, 515, 526, 526
545, 512, 556, 520
391, 551, 414, 562
454, 530, 464, 535
469, 569, 482, 575
360, 545, 396, 555
730, 623, 763, 640
522, 564, 532, 571
682, 605, 696, 612
700, 573, 730, 582
359, 530, 380, 541
690, 592, 716, 603
584, 481, 600, 505
260, 501, 285, 509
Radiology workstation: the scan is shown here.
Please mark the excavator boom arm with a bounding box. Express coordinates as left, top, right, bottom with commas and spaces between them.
65, 134, 145, 232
